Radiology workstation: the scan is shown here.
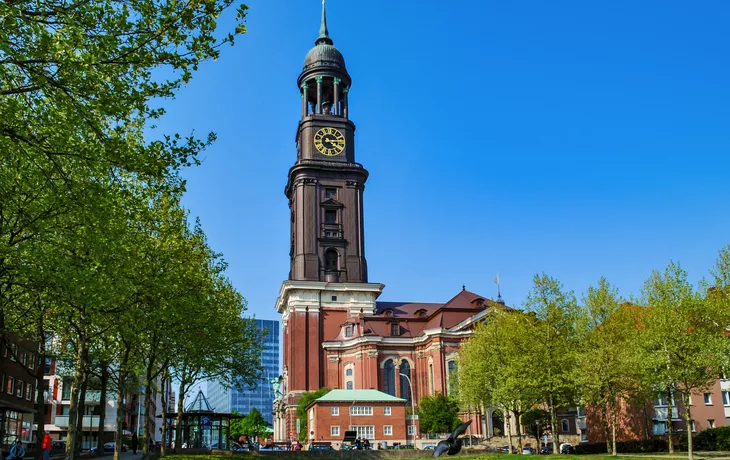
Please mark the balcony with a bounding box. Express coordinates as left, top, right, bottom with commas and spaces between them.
321, 223, 343, 239
59, 391, 103, 404
54, 415, 101, 429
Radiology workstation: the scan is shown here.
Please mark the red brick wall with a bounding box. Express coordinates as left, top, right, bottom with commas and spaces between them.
310, 401, 407, 443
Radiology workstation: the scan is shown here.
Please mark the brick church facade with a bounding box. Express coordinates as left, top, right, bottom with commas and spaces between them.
272, 3, 504, 443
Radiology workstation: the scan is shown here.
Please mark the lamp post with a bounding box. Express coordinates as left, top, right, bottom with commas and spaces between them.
399, 373, 416, 447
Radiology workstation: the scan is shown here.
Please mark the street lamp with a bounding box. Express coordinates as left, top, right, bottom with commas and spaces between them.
399, 373, 416, 447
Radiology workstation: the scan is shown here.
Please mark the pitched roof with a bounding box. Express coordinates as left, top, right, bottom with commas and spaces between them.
186, 389, 213, 412
314, 389, 406, 404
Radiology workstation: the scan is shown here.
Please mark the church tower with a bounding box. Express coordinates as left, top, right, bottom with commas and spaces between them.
274, 2, 385, 442
286, 0, 368, 283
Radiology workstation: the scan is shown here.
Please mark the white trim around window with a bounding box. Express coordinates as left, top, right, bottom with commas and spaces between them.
331, 406, 339, 416
350, 406, 373, 416
331, 426, 340, 437
384, 425, 392, 436
384, 406, 391, 416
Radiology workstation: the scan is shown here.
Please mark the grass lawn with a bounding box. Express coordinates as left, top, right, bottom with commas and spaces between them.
161, 454, 728, 460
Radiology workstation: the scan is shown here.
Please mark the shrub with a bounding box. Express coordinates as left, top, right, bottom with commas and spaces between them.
692, 426, 730, 451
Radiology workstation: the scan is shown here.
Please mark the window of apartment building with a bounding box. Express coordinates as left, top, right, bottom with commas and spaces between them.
349, 425, 374, 440
28, 353, 35, 371
384, 425, 392, 436
708, 419, 715, 429
331, 406, 339, 416
346, 381, 353, 390
10, 344, 17, 361
6, 376, 14, 394
21, 351, 27, 366
330, 426, 340, 437
723, 391, 730, 406
16, 380, 23, 398
652, 422, 667, 436
408, 425, 416, 436
654, 394, 676, 407
62, 379, 72, 400
704, 393, 712, 405
25, 383, 32, 401
691, 420, 696, 432
44, 357, 52, 376
350, 406, 373, 416
561, 419, 569, 433
384, 406, 391, 416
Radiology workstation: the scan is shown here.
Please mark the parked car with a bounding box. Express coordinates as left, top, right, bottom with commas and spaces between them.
423, 444, 436, 450
522, 447, 536, 455
559, 443, 575, 454
90, 443, 128, 453
539, 446, 553, 455
51, 441, 67, 453
501, 445, 511, 453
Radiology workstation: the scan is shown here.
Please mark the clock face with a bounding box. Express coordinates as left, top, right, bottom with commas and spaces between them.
314, 127, 346, 156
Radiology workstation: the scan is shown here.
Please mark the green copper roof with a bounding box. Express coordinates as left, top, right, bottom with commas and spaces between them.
314, 389, 406, 403
319, 0, 329, 40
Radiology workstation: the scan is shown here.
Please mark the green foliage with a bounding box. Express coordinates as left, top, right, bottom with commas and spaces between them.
693, 426, 730, 451
231, 408, 269, 441
521, 409, 550, 438
295, 388, 330, 441
417, 393, 461, 434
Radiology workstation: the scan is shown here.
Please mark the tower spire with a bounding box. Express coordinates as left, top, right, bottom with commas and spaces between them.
316, 0, 333, 45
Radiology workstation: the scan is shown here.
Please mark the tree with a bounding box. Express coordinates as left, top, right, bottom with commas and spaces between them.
238, 408, 270, 441
296, 388, 330, 441
576, 277, 642, 456
418, 393, 461, 435
522, 409, 550, 449
639, 260, 730, 460
524, 274, 580, 454
459, 308, 540, 450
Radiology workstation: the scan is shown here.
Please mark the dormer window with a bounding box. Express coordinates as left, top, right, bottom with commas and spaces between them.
473, 298, 485, 308
390, 321, 400, 336
415, 309, 427, 318
344, 325, 353, 338
383, 309, 394, 317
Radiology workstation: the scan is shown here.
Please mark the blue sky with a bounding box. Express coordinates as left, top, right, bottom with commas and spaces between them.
154, 0, 730, 320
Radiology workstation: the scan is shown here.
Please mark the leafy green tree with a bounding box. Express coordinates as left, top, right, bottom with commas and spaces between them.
418, 393, 461, 435
296, 388, 330, 441
522, 409, 550, 449
239, 408, 270, 441
524, 274, 580, 454
639, 259, 730, 460
576, 277, 642, 456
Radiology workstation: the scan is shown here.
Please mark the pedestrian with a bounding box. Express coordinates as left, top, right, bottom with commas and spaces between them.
7, 441, 25, 460
363, 438, 370, 450
42, 433, 52, 460
131, 432, 139, 455
294, 441, 302, 451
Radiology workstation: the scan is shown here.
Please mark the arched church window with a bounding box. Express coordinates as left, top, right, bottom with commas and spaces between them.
428, 362, 435, 395
561, 419, 570, 433
399, 360, 412, 406
383, 359, 395, 396
324, 249, 338, 272
447, 360, 459, 397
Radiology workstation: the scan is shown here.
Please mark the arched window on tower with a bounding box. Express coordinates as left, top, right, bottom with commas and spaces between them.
399, 360, 412, 406
324, 249, 338, 272
383, 359, 395, 396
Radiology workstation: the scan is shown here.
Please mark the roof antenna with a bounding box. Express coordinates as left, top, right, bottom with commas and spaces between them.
494, 273, 504, 304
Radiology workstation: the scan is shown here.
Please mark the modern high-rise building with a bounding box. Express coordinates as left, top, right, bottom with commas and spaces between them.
208, 319, 280, 425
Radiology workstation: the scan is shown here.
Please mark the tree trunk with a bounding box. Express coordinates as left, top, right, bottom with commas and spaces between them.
514, 410, 523, 450
112, 344, 130, 460
75, 361, 88, 456
505, 407, 513, 453
611, 402, 618, 456
175, 380, 187, 450
549, 398, 560, 454
601, 403, 610, 454
33, 318, 47, 460
143, 373, 155, 459
96, 364, 109, 455
666, 388, 674, 454
160, 368, 169, 457
66, 334, 88, 460
685, 393, 693, 460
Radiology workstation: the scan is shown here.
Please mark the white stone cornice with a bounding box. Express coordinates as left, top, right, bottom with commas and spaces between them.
321, 328, 474, 350
275, 280, 385, 314
448, 308, 489, 332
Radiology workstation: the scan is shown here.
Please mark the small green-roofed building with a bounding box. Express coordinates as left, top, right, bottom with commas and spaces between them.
311, 389, 406, 406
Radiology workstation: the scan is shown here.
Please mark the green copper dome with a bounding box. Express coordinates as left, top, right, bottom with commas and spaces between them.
303, 43, 346, 70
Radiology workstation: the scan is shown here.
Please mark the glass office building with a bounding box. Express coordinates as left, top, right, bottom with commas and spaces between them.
207, 319, 280, 426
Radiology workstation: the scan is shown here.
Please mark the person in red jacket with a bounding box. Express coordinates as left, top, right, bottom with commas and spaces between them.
42, 433, 52, 460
